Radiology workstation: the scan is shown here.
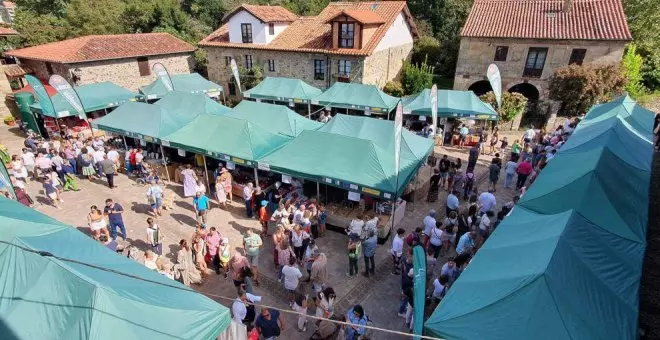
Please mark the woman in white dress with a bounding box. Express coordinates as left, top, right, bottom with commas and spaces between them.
215, 174, 227, 209
181, 164, 198, 197
10, 155, 28, 184
87, 205, 110, 240
175, 239, 202, 286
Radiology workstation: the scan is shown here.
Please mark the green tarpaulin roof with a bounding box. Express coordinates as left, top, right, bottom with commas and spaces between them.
259, 114, 433, 196
30, 82, 139, 118
243, 77, 322, 103
139, 73, 223, 100
311, 82, 399, 113
92, 92, 230, 141
425, 96, 654, 340
0, 196, 230, 339
228, 100, 322, 137
163, 114, 291, 164
401, 88, 498, 119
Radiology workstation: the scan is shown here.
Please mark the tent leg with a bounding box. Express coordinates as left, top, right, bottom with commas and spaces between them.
122, 135, 128, 150
389, 198, 397, 241
222, 91, 227, 106
253, 167, 259, 188
202, 155, 210, 195
307, 102, 311, 119
160, 144, 171, 184
316, 181, 320, 202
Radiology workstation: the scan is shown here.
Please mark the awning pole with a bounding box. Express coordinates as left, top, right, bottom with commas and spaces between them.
253, 167, 260, 187
222, 90, 227, 106
160, 144, 172, 183
316, 181, 320, 202
307, 102, 311, 118
202, 155, 210, 195
122, 135, 128, 149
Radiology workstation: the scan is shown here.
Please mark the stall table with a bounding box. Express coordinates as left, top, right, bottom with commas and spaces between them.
325, 200, 406, 243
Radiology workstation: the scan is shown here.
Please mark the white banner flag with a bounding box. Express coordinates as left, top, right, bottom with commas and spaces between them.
152, 63, 174, 92
394, 101, 403, 180
487, 64, 502, 108
230, 58, 242, 93
430, 84, 438, 136
48, 75, 84, 118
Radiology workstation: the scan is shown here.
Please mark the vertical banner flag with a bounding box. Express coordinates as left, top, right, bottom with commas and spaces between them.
394, 100, 403, 182
152, 62, 174, 92
49, 75, 85, 118
25, 75, 55, 116
412, 245, 427, 339
0, 156, 16, 199
487, 63, 502, 108
430, 84, 438, 136
230, 58, 242, 93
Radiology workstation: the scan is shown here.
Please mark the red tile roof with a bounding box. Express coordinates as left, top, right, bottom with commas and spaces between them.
223, 4, 298, 23
0, 27, 17, 36
5, 33, 195, 63
327, 10, 386, 24
462, 0, 631, 40
200, 1, 417, 56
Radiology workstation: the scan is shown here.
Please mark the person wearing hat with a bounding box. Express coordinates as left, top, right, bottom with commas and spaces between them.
243, 229, 263, 285
258, 200, 269, 236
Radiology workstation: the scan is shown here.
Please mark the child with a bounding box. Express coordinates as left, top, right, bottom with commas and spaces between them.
318, 205, 328, 236
218, 237, 232, 278
146, 217, 163, 255
292, 294, 309, 332
258, 200, 269, 236
500, 136, 509, 154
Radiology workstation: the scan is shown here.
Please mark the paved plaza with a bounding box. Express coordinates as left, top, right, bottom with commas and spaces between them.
1, 125, 519, 339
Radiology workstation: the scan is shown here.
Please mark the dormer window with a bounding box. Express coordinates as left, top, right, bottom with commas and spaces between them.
241, 23, 253, 43
339, 23, 355, 48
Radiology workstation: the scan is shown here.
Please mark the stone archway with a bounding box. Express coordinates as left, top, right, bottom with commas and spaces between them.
467, 80, 493, 97
508, 82, 544, 128
508, 82, 540, 101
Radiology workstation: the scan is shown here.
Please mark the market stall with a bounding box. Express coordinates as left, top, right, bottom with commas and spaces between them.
402, 88, 498, 145
227, 100, 323, 137
242, 77, 322, 116
311, 82, 399, 117
139, 73, 223, 101
27, 81, 140, 138
258, 114, 434, 240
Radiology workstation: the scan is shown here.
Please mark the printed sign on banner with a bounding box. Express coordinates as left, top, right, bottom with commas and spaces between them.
487, 64, 502, 108
177, 149, 186, 157
281, 174, 291, 183
257, 162, 270, 171
49, 75, 84, 118
152, 63, 174, 92
348, 191, 361, 202
226, 161, 235, 170
230, 58, 242, 93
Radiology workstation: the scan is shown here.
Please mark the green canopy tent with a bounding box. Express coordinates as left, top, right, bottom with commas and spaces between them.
401, 88, 498, 120
424, 96, 653, 340
243, 77, 322, 104
155, 91, 232, 117
574, 94, 655, 142
311, 82, 399, 115
139, 73, 223, 100
259, 115, 433, 198
227, 100, 323, 137
0, 196, 231, 339
162, 114, 291, 167
29, 81, 140, 118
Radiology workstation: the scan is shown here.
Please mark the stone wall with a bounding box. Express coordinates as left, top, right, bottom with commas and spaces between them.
362, 42, 413, 88
453, 37, 627, 99
205, 46, 367, 93
18, 53, 194, 91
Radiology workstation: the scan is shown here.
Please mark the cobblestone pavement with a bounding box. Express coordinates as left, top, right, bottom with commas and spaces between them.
1, 125, 521, 339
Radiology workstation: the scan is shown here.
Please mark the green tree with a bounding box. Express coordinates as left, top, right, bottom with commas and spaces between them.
401, 61, 434, 95
11, 10, 70, 46
282, 0, 328, 16
240, 65, 264, 90
480, 91, 528, 123
65, 0, 125, 37
624, 0, 660, 90
549, 64, 627, 115
181, 0, 227, 29
411, 35, 441, 71
382, 81, 404, 97
15, 0, 68, 16
622, 43, 645, 97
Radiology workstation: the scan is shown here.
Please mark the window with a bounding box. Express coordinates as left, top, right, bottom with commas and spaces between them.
225, 56, 231, 66
228, 82, 236, 96
339, 23, 355, 48
45, 62, 54, 75
338, 60, 351, 77
245, 55, 253, 69
267, 59, 275, 72
241, 23, 253, 43
314, 59, 325, 80
269, 23, 275, 35
494, 46, 509, 61
569, 48, 587, 66
137, 57, 150, 76
523, 47, 548, 78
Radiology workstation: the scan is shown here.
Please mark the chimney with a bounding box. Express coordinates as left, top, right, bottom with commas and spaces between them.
563, 0, 573, 13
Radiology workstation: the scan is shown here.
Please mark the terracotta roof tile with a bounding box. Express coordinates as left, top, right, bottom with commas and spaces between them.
3, 64, 31, 78
200, 1, 417, 56
462, 0, 632, 40
5, 33, 195, 63
327, 10, 386, 24
224, 4, 298, 23
0, 27, 17, 36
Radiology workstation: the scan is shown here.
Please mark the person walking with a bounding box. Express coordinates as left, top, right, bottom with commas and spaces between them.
243, 182, 254, 218
192, 229, 208, 277
100, 155, 116, 188
215, 173, 227, 209
146, 180, 163, 216
175, 239, 203, 286
488, 159, 501, 192
390, 228, 405, 275
21, 148, 36, 180
104, 198, 126, 241
516, 158, 533, 190
93, 146, 106, 178
438, 155, 450, 190
146, 217, 163, 255
282, 256, 303, 307
193, 191, 210, 228
205, 227, 222, 275
310, 249, 327, 293
362, 230, 377, 277
504, 158, 518, 189
181, 164, 198, 197
243, 229, 263, 285
258, 200, 269, 236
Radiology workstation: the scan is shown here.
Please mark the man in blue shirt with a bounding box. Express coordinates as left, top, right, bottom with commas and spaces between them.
446, 190, 460, 216
104, 198, 126, 240
193, 191, 210, 227
362, 230, 377, 277
456, 231, 476, 256
459, 124, 470, 149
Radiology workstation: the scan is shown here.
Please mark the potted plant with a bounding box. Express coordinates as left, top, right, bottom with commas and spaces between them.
3, 115, 15, 126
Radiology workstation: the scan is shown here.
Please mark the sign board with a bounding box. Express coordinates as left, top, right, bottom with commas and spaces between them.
257, 162, 270, 171
177, 149, 186, 157
348, 191, 361, 202
281, 174, 291, 184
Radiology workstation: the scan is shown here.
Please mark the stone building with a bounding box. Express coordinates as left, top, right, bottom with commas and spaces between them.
5, 33, 196, 91
200, 2, 418, 96
454, 0, 631, 105
0, 1, 15, 24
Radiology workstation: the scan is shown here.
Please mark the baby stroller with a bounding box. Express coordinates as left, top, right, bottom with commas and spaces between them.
135, 164, 160, 186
